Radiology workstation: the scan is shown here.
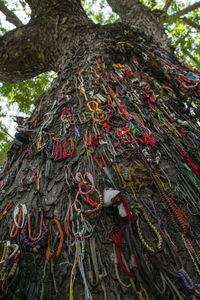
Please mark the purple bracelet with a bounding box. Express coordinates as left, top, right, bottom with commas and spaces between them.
22, 208, 48, 247
177, 269, 195, 291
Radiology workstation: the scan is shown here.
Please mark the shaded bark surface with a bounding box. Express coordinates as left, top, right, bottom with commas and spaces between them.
0, 15, 200, 300
0, 0, 91, 83
107, 0, 173, 52
0, 0, 173, 83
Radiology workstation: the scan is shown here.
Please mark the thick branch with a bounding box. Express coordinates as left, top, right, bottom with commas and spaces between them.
163, 0, 173, 13
167, 2, 200, 23
24, 0, 87, 20
107, 0, 173, 52
0, 0, 91, 83
0, 24, 51, 82
181, 17, 200, 31
0, 1, 23, 27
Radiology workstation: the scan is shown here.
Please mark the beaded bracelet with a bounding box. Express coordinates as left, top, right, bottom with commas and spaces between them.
22, 208, 48, 247
0, 249, 20, 286
54, 139, 63, 161
0, 201, 14, 222
132, 204, 163, 253
0, 244, 19, 264
92, 110, 108, 123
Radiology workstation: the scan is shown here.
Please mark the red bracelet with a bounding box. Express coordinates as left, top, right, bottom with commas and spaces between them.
63, 138, 75, 158
116, 127, 135, 144
80, 185, 98, 207
113, 225, 139, 278
137, 132, 156, 147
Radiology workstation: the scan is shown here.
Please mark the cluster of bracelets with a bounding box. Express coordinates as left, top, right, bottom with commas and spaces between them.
0, 30, 200, 300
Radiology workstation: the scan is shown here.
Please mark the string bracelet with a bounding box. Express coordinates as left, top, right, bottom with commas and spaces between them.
46, 219, 64, 261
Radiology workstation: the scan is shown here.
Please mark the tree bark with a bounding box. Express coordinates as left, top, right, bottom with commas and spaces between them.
0, 0, 91, 83
0, 2, 200, 300
0, 0, 175, 83
107, 0, 173, 53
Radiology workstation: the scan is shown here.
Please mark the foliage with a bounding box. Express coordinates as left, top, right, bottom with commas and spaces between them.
0, 124, 12, 161
0, 72, 55, 114
141, 0, 200, 69
81, 0, 118, 24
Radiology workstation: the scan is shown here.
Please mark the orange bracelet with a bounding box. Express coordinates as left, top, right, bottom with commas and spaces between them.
28, 209, 44, 241
46, 219, 64, 261
10, 206, 23, 239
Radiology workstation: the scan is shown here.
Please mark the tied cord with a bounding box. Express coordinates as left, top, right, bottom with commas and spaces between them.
80, 185, 98, 207
54, 140, 63, 161
77, 239, 93, 300
75, 126, 81, 139
113, 225, 139, 278
64, 189, 72, 236
158, 220, 180, 265
177, 269, 195, 291
113, 195, 138, 278
177, 145, 200, 180
120, 193, 135, 225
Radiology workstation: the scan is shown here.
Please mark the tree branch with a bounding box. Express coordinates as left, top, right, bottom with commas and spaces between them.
167, 2, 200, 23
24, 0, 87, 20
107, 0, 173, 52
0, 1, 23, 27
0, 24, 51, 83
181, 17, 200, 31
163, 0, 173, 13
0, 0, 92, 83
184, 49, 200, 66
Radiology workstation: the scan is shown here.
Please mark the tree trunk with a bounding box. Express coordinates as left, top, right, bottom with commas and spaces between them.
0, 8, 200, 300
107, 0, 173, 53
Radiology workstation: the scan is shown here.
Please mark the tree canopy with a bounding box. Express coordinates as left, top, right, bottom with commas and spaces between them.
0, 0, 199, 161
